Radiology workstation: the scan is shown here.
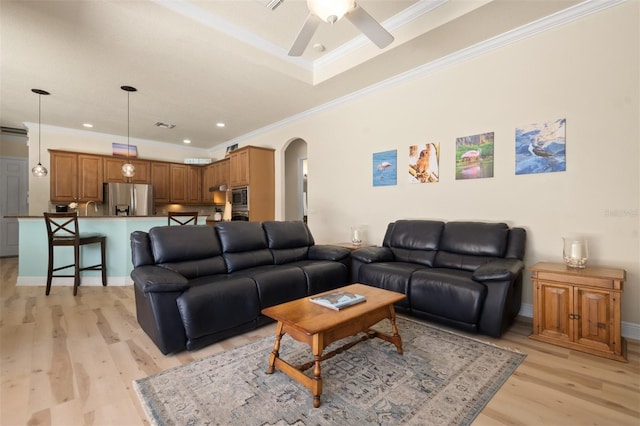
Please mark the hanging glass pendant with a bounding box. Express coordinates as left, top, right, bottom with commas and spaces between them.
121, 85, 137, 178
32, 162, 48, 177
31, 88, 50, 178
121, 162, 135, 178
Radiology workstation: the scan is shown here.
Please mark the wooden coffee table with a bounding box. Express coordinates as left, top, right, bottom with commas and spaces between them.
261, 283, 406, 408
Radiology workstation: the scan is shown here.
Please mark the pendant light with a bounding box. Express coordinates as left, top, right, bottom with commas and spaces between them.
121, 85, 137, 178
31, 88, 50, 177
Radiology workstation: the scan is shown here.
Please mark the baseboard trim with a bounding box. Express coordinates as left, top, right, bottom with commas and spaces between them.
519, 303, 640, 341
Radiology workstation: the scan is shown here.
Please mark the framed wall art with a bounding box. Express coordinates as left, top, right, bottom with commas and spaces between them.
372, 149, 397, 187
516, 118, 566, 174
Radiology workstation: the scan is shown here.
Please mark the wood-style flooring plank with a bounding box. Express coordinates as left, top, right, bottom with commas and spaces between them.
1, 256, 638, 425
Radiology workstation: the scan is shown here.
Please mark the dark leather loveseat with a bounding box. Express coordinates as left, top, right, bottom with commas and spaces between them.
130, 220, 350, 354
351, 220, 526, 337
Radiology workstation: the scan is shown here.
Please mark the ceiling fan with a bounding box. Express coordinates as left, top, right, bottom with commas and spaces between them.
287, 0, 394, 56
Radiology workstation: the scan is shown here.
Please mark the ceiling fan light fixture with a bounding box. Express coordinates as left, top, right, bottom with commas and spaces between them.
307, 0, 354, 23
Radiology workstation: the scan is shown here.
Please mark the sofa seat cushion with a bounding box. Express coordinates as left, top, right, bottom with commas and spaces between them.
358, 262, 426, 309
229, 265, 307, 309
287, 260, 348, 295
410, 268, 487, 325
176, 276, 259, 342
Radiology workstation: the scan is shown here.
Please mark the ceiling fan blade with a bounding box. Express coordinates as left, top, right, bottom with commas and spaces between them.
346, 4, 394, 49
288, 14, 321, 56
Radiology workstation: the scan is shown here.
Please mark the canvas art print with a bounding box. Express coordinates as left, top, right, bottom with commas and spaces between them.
372, 150, 397, 186
516, 118, 566, 174
409, 143, 439, 183
456, 132, 494, 180
112, 142, 137, 158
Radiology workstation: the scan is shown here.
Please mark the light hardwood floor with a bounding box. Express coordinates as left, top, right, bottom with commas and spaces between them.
1, 256, 638, 425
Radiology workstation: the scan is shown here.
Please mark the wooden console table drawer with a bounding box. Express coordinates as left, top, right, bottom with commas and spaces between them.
529, 262, 626, 362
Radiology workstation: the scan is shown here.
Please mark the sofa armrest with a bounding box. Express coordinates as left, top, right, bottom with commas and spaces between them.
131, 265, 189, 293
351, 246, 394, 264
308, 245, 350, 262
472, 259, 524, 282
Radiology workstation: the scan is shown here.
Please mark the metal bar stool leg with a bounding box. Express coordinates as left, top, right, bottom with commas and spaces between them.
46, 243, 54, 295
100, 238, 107, 286
73, 244, 81, 296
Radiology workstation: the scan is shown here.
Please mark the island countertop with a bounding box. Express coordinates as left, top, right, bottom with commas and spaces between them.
14, 215, 206, 289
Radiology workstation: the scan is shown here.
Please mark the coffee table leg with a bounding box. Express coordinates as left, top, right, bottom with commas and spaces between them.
389, 305, 404, 354
267, 321, 284, 374
311, 334, 324, 408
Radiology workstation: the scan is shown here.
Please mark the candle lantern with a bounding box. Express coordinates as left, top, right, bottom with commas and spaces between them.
563, 237, 588, 268
350, 226, 363, 246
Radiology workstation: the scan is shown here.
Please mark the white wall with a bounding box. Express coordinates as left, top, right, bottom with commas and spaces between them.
26, 124, 214, 215
226, 2, 640, 325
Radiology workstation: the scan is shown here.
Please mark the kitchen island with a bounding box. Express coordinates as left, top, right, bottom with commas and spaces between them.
14, 216, 206, 288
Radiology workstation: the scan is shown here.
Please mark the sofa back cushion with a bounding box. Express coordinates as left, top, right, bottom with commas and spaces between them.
385, 220, 444, 267
216, 221, 273, 273
148, 225, 227, 278
434, 222, 509, 271
262, 221, 312, 264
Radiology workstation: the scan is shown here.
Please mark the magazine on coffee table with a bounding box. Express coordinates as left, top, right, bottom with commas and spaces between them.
309, 291, 366, 311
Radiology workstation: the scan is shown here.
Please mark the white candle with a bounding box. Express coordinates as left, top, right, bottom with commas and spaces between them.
571, 241, 583, 259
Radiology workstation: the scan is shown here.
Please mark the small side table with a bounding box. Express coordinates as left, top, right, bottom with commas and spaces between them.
529, 262, 627, 362
329, 242, 374, 251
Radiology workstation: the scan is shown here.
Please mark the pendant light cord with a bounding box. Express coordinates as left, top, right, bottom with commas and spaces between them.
127, 90, 130, 161
38, 94, 42, 164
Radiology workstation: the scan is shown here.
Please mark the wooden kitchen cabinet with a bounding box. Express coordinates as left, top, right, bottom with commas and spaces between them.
228, 148, 250, 187
187, 165, 202, 203
151, 162, 170, 203
103, 157, 150, 183
50, 150, 103, 203
529, 262, 626, 362
214, 158, 229, 188
227, 146, 274, 222
170, 164, 188, 203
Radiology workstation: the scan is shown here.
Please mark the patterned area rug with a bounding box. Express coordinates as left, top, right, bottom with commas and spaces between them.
134, 317, 525, 425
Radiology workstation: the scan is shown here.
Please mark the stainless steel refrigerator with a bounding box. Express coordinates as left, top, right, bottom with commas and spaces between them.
103, 183, 154, 216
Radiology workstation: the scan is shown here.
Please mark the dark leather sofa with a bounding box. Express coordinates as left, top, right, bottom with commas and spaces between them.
130, 220, 350, 354
351, 220, 526, 337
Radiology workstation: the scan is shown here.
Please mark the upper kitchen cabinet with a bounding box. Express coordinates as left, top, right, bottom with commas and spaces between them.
202, 158, 229, 203
228, 148, 250, 187
103, 157, 150, 183
169, 164, 189, 203
50, 150, 103, 203
187, 165, 202, 204
151, 162, 170, 203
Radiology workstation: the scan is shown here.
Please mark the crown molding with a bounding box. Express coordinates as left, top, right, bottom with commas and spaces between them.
224, 0, 626, 147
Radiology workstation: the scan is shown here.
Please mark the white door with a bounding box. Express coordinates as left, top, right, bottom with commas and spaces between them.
0, 157, 28, 257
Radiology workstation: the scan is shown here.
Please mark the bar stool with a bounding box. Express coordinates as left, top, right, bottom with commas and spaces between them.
168, 211, 198, 225
43, 212, 107, 296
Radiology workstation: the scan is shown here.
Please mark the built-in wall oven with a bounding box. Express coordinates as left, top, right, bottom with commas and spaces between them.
231, 210, 249, 221
231, 186, 249, 221
231, 187, 248, 210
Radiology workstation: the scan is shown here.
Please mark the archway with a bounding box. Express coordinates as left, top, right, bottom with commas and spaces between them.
283, 139, 307, 222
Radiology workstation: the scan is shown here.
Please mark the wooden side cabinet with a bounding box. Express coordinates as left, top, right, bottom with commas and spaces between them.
529, 262, 626, 362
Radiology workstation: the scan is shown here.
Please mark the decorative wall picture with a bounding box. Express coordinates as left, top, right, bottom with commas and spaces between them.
226, 143, 238, 155
112, 142, 137, 158
515, 118, 566, 174
409, 143, 439, 183
455, 132, 494, 180
372, 150, 397, 187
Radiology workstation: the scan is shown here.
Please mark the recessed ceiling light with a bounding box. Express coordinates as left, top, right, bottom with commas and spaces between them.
216, 122, 225, 128
183, 139, 191, 144
83, 123, 93, 128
